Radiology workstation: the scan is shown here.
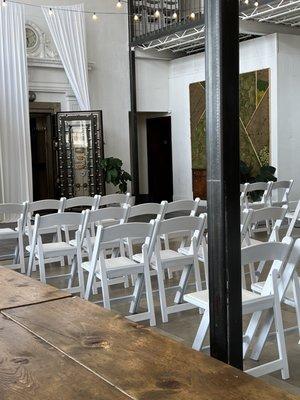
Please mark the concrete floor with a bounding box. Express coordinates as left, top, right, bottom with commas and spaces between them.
1, 224, 300, 397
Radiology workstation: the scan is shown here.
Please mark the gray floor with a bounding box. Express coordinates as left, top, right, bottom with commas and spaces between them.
1, 224, 300, 397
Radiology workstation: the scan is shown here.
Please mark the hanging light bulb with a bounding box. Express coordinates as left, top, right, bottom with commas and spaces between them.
190, 12, 195, 19
172, 11, 177, 19
244, 0, 249, 4
154, 9, 160, 18
92, 12, 98, 20
2, 0, 7, 7
116, 1, 122, 8
254, 0, 259, 6
48, 8, 54, 16
133, 14, 139, 21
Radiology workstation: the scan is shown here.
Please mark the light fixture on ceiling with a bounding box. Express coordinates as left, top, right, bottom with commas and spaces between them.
172, 12, 177, 19
190, 12, 196, 19
244, 0, 249, 4
48, 8, 54, 16
254, 1, 259, 6
92, 12, 98, 20
133, 14, 139, 21
154, 10, 160, 18
2, 0, 7, 7
116, 1, 122, 8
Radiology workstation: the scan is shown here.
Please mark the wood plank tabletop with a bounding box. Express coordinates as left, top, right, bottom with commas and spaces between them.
0, 268, 71, 310
4, 296, 298, 400
0, 314, 130, 400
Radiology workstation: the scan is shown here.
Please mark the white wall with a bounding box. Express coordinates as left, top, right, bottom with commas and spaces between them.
25, 0, 131, 180
277, 34, 300, 199
169, 34, 278, 200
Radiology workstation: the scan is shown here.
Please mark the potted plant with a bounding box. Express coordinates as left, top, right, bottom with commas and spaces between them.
100, 157, 132, 193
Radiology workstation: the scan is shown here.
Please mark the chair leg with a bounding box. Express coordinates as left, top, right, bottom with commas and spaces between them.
100, 270, 111, 310
192, 309, 210, 351
292, 274, 300, 341
37, 251, 46, 283
18, 234, 25, 274
129, 274, 144, 314
77, 261, 85, 298
273, 300, 289, 380
56, 229, 65, 267
68, 256, 77, 290
250, 310, 273, 361
143, 267, 156, 326
85, 270, 95, 300
27, 245, 35, 277
243, 310, 263, 358
174, 265, 192, 304
156, 265, 169, 323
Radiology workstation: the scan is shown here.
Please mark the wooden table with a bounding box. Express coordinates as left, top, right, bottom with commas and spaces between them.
0, 267, 70, 310
1, 268, 299, 400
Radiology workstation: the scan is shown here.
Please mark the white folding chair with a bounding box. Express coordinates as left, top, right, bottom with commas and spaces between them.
27, 212, 85, 293
242, 206, 287, 285
0, 203, 27, 273
269, 180, 293, 207
97, 193, 132, 227
178, 208, 254, 290
134, 215, 206, 323
61, 195, 100, 263
241, 181, 273, 210
161, 198, 200, 279
75, 205, 131, 291
285, 200, 300, 237
184, 238, 297, 380
80, 221, 157, 326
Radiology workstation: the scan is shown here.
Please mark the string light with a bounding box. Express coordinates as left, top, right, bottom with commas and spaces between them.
154, 10, 160, 18
244, 0, 249, 4
133, 14, 139, 21
190, 12, 195, 19
254, 1, 258, 6
48, 8, 54, 16
172, 12, 177, 19
92, 12, 98, 20
116, 1, 122, 8
2, 0, 7, 7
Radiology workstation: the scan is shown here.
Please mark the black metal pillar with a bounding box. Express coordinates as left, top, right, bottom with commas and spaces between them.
205, 0, 243, 369
128, 4, 139, 196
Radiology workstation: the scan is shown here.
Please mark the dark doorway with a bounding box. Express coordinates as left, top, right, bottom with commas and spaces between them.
29, 102, 60, 201
147, 116, 173, 202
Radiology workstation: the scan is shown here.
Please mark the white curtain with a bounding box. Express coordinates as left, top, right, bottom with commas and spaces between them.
0, 2, 33, 204
42, 4, 91, 110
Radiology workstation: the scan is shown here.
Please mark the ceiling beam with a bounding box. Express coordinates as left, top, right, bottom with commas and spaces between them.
239, 19, 300, 35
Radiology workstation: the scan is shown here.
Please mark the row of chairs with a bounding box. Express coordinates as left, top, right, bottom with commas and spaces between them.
240, 179, 293, 209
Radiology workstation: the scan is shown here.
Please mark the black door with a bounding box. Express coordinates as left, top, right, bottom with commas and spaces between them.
147, 116, 173, 202
30, 113, 57, 200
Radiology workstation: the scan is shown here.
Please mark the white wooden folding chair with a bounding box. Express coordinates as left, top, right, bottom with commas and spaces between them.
242, 206, 287, 285
0, 202, 27, 273
97, 193, 132, 227
80, 221, 157, 326
184, 238, 297, 380
61, 195, 100, 263
269, 180, 293, 207
134, 215, 206, 323
27, 212, 85, 293
161, 198, 200, 279
241, 182, 273, 210
26, 199, 66, 268
178, 208, 254, 290
285, 200, 300, 237
74, 205, 130, 291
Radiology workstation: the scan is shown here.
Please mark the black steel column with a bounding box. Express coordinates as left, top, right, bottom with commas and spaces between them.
205, 0, 242, 369
128, 2, 139, 195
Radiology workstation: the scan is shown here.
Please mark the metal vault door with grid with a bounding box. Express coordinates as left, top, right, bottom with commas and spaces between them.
56, 111, 105, 198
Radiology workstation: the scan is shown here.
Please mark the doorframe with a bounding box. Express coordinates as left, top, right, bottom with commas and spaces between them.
29, 102, 61, 200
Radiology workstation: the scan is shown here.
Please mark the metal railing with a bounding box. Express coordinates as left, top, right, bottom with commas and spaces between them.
131, 0, 203, 39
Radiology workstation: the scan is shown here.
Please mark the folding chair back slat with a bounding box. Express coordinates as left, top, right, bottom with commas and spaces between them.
128, 201, 167, 219
37, 212, 84, 230
99, 221, 155, 244
27, 199, 64, 214
63, 195, 100, 211
164, 198, 200, 216
99, 193, 131, 207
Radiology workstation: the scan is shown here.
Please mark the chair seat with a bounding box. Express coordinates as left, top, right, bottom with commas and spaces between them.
0, 228, 19, 239
178, 245, 205, 260
82, 256, 143, 278
252, 277, 300, 304
241, 238, 263, 247
26, 242, 76, 258
134, 249, 190, 270
184, 289, 274, 314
